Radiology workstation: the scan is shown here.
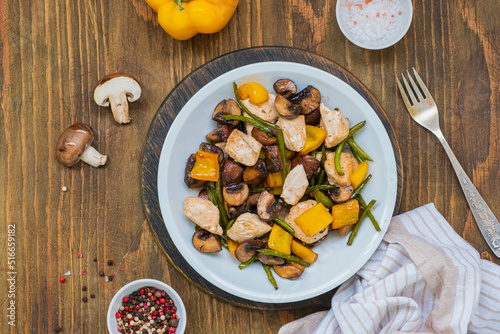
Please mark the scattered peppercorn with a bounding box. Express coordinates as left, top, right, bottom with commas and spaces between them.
107, 260, 113, 265
82, 297, 88, 303
108, 275, 114, 281
82, 286, 87, 291
99, 271, 104, 277
90, 294, 95, 299
93, 258, 97, 262
54, 325, 62, 333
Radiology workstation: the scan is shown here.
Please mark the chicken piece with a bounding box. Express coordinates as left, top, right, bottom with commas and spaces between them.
183, 197, 223, 235
324, 152, 358, 187
285, 200, 328, 244
319, 103, 349, 148
280, 165, 309, 205
241, 93, 279, 123
278, 115, 306, 152
226, 212, 272, 243
225, 129, 263, 166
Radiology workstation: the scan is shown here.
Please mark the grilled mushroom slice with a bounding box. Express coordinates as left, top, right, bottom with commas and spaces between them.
329, 185, 353, 204
257, 190, 283, 221
198, 188, 209, 200
273, 263, 305, 280
212, 99, 241, 126
275, 94, 302, 119
257, 252, 285, 265
243, 160, 268, 185
246, 193, 261, 209
264, 145, 283, 174
192, 229, 222, 253
273, 79, 297, 99
226, 203, 246, 219
199, 143, 224, 164
304, 107, 321, 125
223, 182, 249, 206
221, 160, 244, 186
251, 127, 277, 146
291, 154, 321, 179
290, 85, 321, 115
235, 239, 264, 263
184, 153, 207, 189
206, 125, 231, 142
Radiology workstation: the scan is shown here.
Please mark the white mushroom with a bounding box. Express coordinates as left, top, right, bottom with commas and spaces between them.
277, 115, 306, 152
285, 200, 328, 244
183, 197, 223, 235
226, 213, 272, 244
324, 152, 358, 187
225, 129, 262, 166
280, 165, 309, 205
94, 73, 141, 124
319, 103, 349, 148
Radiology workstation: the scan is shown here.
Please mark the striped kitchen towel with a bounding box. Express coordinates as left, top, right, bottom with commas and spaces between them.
279, 203, 500, 334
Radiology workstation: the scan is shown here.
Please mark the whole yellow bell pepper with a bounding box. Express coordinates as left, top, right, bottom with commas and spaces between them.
146, 0, 239, 40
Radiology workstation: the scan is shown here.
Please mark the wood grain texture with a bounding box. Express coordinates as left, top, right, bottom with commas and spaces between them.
0, 0, 499, 333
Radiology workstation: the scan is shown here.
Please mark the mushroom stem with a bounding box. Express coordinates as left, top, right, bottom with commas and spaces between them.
110, 92, 131, 124
80, 146, 107, 167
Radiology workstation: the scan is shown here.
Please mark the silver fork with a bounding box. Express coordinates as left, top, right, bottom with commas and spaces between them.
397, 68, 500, 257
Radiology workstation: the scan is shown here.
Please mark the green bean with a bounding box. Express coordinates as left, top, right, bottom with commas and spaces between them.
238, 254, 258, 269
194, 225, 201, 231
310, 149, 317, 158
316, 170, 325, 186
225, 218, 236, 231
256, 231, 271, 240
257, 249, 310, 267
206, 185, 216, 204
348, 121, 366, 136
276, 130, 289, 180
206, 138, 214, 145
305, 184, 337, 194
351, 148, 364, 163
314, 188, 334, 209
249, 187, 275, 194
335, 140, 347, 176
222, 115, 273, 134
351, 174, 372, 199
233, 82, 279, 130
273, 218, 295, 234
348, 137, 373, 162
262, 263, 278, 290
321, 146, 327, 165
309, 173, 317, 187
347, 200, 376, 245
216, 178, 229, 228
357, 194, 381, 232
220, 236, 229, 250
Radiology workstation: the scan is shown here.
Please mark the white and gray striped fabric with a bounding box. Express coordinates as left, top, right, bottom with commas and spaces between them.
279, 204, 500, 334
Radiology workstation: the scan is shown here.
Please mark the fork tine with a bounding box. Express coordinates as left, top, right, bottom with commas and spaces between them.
396, 77, 414, 111
406, 70, 424, 102
401, 73, 418, 105
412, 68, 433, 100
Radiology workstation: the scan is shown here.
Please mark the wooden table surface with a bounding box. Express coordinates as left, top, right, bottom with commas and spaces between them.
1, 0, 499, 333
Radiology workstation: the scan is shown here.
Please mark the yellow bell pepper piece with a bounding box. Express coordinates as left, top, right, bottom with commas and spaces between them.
291, 240, 318, 264
350, 161, 369, 189
190, 150, 219, 182
295, 203, 333, 237
237, 82, 269, 104
227, 238, 239, 258
268, 224, 293, 255
146, 0, 239, 40
266, 171, 283, 187
331, 199, 360, 230
300, 125, 327, 154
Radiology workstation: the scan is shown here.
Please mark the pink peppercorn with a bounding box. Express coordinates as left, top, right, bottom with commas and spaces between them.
159, 298, 166, 304
168, 328, 176, 333
135, 305, 140, 310
116, 312, 122, 318
123, 297, 129, 303
140, 288, 145, 294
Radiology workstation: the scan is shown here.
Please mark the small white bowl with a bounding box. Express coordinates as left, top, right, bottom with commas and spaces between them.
107, 279, 186, 334
336, 0, 413, 50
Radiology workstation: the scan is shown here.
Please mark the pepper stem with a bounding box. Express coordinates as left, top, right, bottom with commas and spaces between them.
175, 0, 186, 11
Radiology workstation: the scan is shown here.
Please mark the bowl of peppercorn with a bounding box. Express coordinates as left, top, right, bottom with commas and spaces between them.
107, 279, 186, 334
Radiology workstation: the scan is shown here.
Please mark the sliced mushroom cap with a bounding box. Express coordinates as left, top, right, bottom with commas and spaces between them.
184, 154, 207, 189
290, 85, 321, 115
329, 185, 353, 204
243, 160, 268, 185
198, 188, 209, 200
257, 252, 285, 265
206, 125, 231, 142
257, 190, 283, 221
226, 203, 246, 219
273, 79, 297, 99
264, 145, 283, 174
337, 224, 355, 236
212, 99, 241, 126
304, 107, 321, 125
246, 193, 261, 208
251, 127, 277, 146
275, 94, 302, 119
291, 154, 322, 179
221, 160, 244, 186
223, 182, 249, 206
273, 263, 305, 280
235, 239, 264, 263
199, 143, 224, 164
192, 229, 222, 253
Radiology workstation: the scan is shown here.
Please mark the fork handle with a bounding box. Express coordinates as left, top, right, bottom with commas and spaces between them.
435, 130, 500, 257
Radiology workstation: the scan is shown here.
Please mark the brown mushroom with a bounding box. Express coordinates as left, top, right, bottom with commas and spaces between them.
226, 203, 246, 219
257, 252, 285, 265
192, 229, 222, 253
246, 193, 261, 208
289, 85, 321, 115
264, 145, 283, 174
273, 79, 297, 99
329, 185, 354, 204
291, 154, 321, 179
337, 224, 355, 236
304, 107, 321, 125
223, 182, 249, 206
274, 94, 302, 119
206, 125, 231, 142
235, 239, 264, 263
93, 73, 141, 124
212, 99, 241, 126
199, 142, 224, 164
251, 127, 277, 146
257, 190, 283, 221
198, 189, 209, 200
221, 160, 244, 186
243, 160, 268, 185
56, 123, 107, 168
273, 263, 305, 280
184, 154, 206, 189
